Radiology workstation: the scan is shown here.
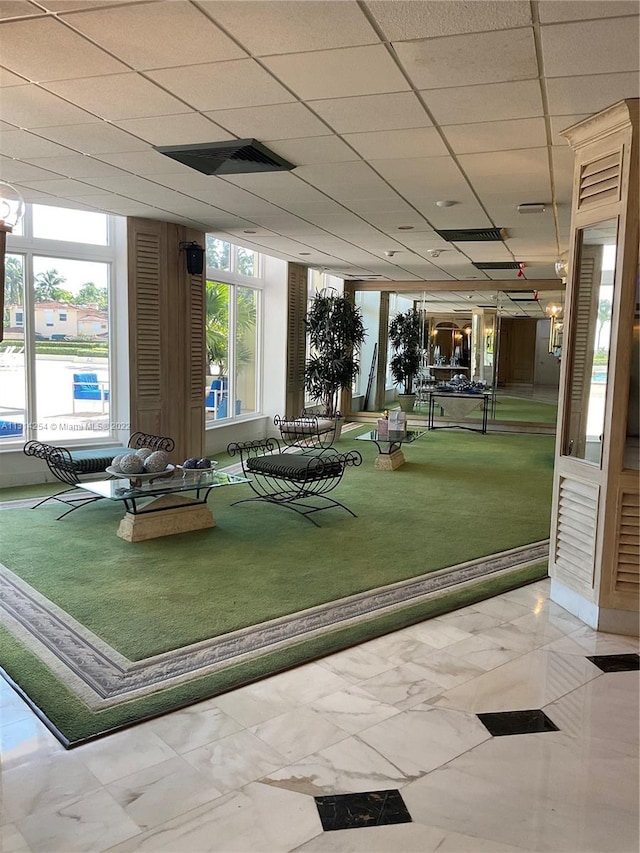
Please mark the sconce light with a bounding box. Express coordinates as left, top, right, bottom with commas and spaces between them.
0, 181, 25, 345
180, 241, 205, 275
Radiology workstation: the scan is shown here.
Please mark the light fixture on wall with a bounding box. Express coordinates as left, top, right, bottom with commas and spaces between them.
554, 259, 569, 283
546, 302, 564, 357
0, 181, 25, 345
179, 241, 205, 276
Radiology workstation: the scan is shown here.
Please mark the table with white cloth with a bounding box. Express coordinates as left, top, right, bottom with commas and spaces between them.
427, 390, 491, 434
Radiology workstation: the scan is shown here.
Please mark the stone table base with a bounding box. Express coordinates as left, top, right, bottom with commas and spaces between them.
117, 494, 216, 542
374, 449, 406, 471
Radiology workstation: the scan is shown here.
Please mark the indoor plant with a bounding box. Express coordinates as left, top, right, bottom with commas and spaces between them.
304, 289, 366, 426
389, 307, 422, 412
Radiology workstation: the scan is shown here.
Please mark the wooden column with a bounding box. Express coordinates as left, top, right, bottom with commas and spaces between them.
285, 262, 308, 417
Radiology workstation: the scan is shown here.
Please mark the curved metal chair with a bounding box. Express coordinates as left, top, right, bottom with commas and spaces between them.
23, 431, 175, 519
273, 413, 338, 451
227, 437, 361, 526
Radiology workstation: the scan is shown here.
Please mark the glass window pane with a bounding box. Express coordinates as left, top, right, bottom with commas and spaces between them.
564, 219, 617, 465
206, 237, 231, 271
236, 246, 256, 277
235, 286, 258, 416
1, 254, 26, 442
32, 256, 110, 442
205, 281, 230, 422
32, 204, 108, 245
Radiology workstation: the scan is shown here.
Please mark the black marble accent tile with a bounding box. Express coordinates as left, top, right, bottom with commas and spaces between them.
314, 789, 412, 831
477, 709, 559, 736
587, 653, 640, 672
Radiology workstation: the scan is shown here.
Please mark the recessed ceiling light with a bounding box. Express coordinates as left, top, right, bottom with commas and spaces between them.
243, 229, 257, 234
299, 252, 311, 256
435, 200, 457, 207
397, 225, 414, 230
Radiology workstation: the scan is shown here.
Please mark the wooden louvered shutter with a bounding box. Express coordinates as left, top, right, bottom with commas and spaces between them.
578, 152, 622, 211
614, 491, 640, 592
286, 263, 308, 417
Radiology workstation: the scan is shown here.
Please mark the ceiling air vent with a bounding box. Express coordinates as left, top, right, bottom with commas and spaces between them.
154, 139, 295, 176
436, 227, 507, 242
472, 261, 522, 270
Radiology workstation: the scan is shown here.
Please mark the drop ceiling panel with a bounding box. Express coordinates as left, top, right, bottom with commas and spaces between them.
261, 45, 410, 100
0, 17, 127, 81
423, 80, 544, 125
203, 103, 330, 140
310, 92, 432, 133
17, 177, 110, 196
0, 67, 28, 86
222, 171, 335, 205
295, 161, 401, 200
26, 155, 130, 178
34, 122, 149, 154
61, 1, 246, 69
367, 0, 531, 39
458, 149, 552, 196
95, 150, 198, 176
442, 117, 547, 154
113, 114, 235, 147
198, 0, 378, 55
147, 60, 296, 112
549, 114, 589, 145
0, 130, 75, 159
0, 84, 97, 127
457, 242, 514, 262
395, 28, 538, 90
265, 135, 359, 165
0, 160, 63, 182
540, 17, 639, 77
42, 74, 191, 121
545, 71, 640, 115
342, 127, 449, 159
537, 0, 639, 23
0, 1, 41, 18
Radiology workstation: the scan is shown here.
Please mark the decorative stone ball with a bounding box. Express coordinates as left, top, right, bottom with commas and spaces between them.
111, 454, 126, 472
135, 447, 153, 462
144, 450, 169, 473
183, 457, 199, 469
119, 453, 145, 475
196, 458, 212, 469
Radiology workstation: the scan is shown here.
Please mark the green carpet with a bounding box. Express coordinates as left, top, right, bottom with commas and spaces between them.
395, 394, 558, 425
0, 429, 553, 745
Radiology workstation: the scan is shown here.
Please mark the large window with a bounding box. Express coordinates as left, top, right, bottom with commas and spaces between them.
204, 238, 261, 425
1, 204, 118, 445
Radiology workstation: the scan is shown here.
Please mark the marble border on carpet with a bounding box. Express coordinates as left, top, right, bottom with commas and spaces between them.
0, 541, 548, 710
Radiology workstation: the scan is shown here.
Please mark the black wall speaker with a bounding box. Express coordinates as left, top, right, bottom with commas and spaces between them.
182, 241, 204, 275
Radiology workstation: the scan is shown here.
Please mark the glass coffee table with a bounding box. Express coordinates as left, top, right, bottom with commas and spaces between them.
356, 428, 426, 470
78, 469, 249, 541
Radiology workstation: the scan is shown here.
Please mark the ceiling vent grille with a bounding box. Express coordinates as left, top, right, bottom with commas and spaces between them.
436, 227, 507, 242
154, 139, 295, 176
473, 261, 521, 270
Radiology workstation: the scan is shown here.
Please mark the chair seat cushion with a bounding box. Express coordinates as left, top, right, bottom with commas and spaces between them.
279, 418, 334, 436
69, 445, 131, 474
247, 453, 342, 481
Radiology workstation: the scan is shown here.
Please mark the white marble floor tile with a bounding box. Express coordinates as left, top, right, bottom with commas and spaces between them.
402, 648, 486, 690
440, 633, 525, 671
471, 595, 534, 623
431, 649, 602, 714
473, 616, 565, 656
401, 732, 639, 853
148, 700, 243, 753
211, 680, 302, 728
357, 631, 436, 668
75, 728, 178, 786
0, 697, 35, 728
256, 661, 353, 704
311, 687, 400, 735
315, 644, 397, 684
357, 704, 491, 777
0, 751, 102, 824
15, 788, 141, 853
182, 729, 287, 793
1, 823, 31, 853
427, 608, 505, 635
0, 716, 65, 771
106, 755, 223, 831
564, 624, 640, 655
356, 661, 443, 710
404, 619, 475, 649
249, 706, 348, 763
262, 736, 410, 796
106, 782, 322, 853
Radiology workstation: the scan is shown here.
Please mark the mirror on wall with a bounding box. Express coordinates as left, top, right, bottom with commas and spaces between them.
351, 287, 565, 430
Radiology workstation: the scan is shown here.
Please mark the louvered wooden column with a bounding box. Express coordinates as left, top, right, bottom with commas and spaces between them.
285, 262, 308, 417
549, 99, 639, 635
127, 218, 206, 463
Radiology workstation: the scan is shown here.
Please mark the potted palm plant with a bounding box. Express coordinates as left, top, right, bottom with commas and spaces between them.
389, 307, 422, 413
304, 289, 366, 434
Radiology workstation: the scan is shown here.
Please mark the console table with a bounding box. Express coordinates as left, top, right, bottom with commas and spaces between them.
427, 391, 491, 434
356, 428, 426, 470
78, 469, 248, 541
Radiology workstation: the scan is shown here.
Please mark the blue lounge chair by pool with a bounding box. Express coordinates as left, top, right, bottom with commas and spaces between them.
72, 372, 109, 413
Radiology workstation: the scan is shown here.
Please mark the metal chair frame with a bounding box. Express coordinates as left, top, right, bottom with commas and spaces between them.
227, 438, 362, 526
273, 412, 338, 451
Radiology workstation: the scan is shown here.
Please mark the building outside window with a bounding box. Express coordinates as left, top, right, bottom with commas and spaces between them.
204, 237, 262, 425
1, 204, 119, 445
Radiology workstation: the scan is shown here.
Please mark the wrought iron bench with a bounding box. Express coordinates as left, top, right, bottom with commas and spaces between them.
23, 431, 175, 519
227, 438, 362, 526
273, 413, 338, 450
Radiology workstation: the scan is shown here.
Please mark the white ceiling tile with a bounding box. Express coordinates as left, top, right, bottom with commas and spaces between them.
84, 174, 191, 206
61, 1, 246, 69
343, 127, 448, 159
0, 67, 27, 86
17, 177, 107, 196
0, 160, 64, 181
113, 113, 234, 146
37, 1, 156, 10
42, 74, 191, 121
222, 171, 334, 205
0, 1, 43, 18
262, 45, 410, 100
294, 160, 399, 198
551, 147, 576, 201
9, 184, 58, 202
423, 79, 544, 125
541, 17, 639, 77
549, 115, 590, 145
458, 242, 514, 262
26, 155, 131, 178
395, 28, 538, 90
310, 92, 431, 133
367, 0, 531, 39
34, 122, 149, 154
371, 157, 487, 209
147, 60, 295, 111
95, 150, 198, 176
0, 84, 98, 127
458, 149, 552, 195
0, 130, 75, 158
0, 17, 127, 81
265, 135, 359, 165
203, 103, 329, 140
538, 1, 639, 24
545, 71, 640, 115
442, 117, 547, 154
198, 0, 378, 54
